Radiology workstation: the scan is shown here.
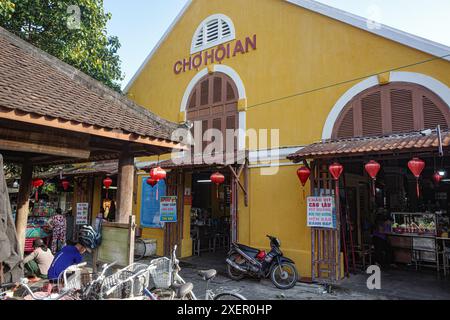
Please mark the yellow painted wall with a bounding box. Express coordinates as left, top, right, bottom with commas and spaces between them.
127, 0, 450, 277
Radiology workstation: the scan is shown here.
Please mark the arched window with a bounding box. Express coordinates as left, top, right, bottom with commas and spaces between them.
191, 14, 235, 54
332, 82, 450, 139
186, 72, 238, 152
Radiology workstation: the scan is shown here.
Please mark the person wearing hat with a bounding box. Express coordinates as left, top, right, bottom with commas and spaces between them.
23, 238, 54, 280
47, 225, 100, 281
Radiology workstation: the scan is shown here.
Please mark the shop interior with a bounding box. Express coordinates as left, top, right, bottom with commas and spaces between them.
338, 154, 450, 278
190, 170, 232, 261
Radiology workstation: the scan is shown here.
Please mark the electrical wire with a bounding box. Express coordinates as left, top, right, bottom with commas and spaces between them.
246, 53, 450, 110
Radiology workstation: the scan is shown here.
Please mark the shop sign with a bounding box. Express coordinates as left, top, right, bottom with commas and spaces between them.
76, 203, 89, 225
307, 196, 336, 229
160, 196, 177, 223
173, 34, 257, 75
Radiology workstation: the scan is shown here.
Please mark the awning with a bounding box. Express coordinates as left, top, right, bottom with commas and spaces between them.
142, 151, 248, 171
288, 130, 450, 162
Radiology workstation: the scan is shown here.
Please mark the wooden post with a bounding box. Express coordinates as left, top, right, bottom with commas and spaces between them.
116, 147, 134, 224
16, 159, 33, 257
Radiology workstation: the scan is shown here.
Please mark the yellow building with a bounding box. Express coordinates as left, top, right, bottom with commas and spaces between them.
125, 0, 450, 281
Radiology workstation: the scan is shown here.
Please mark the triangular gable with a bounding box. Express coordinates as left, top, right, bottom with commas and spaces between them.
124, 0, 450, 93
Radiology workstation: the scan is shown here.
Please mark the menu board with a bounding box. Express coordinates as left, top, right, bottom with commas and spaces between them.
76, 203, 89, 225
160, 196, 177, 223
307, 196, 336, 229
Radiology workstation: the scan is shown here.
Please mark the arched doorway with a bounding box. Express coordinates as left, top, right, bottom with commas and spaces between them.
186, 71, 239, 154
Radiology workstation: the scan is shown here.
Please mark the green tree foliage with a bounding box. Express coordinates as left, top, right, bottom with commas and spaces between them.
0, 0, 123, 91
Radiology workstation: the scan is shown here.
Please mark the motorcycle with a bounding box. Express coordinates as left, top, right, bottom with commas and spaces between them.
226, 235, 299, 289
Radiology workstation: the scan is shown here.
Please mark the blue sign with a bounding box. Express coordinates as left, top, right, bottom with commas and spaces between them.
140, 177, 166, 228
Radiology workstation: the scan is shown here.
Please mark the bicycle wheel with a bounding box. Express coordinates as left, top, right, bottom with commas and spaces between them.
134, 238, 146, 261
214, 292, 247, 300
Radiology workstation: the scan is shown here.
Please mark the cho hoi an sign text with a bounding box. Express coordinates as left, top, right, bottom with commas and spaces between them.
174, 34, 257, 75
307, 196, 337, 229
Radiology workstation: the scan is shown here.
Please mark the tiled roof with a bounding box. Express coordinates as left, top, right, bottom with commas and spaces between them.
288, 130, 450, 162
0, 27, 179, 142
142, 151, 247, 170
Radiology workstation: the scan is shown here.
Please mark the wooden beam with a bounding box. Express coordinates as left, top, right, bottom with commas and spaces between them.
0, 138, 90, 159
0, 108, 186, 151
16, 159, 32, 257
116, 147, 135, 223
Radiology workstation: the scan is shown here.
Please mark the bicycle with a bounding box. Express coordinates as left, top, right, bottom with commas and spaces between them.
147, 245, 246, 300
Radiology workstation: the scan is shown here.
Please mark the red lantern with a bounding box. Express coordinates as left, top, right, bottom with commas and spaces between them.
146, 177, 158, 187
433, 172, 443, 185
150, 167, 167, 181
365, 160, 381, 197
297, 167, 311, 187
32, 178, 44, 201
211, 172, 225, 198
297, 166, 311, 200
149, 167, 167, 200
61, 180, 70, 191
329, 162, 344, 181
408, 158, 425, 198
103, 177, 113, 199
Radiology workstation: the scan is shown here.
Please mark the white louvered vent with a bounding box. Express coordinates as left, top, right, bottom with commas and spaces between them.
191, 14, 236, 54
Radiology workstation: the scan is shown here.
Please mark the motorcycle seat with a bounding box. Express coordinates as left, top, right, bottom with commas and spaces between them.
172, 282, 194, 299
198, 269, 217, 281
235, 243, 260, 257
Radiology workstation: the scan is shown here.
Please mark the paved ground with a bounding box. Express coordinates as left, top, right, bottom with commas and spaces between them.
174, 251, 450, 300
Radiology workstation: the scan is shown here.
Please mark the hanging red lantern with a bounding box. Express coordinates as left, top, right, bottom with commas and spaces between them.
32, 178, 44, 201
61, 180, 70, 191
408, 158, 425, 198
211, 172, 225, 198
149, 167, 167, 200
365, 160, 381, 197
103, 177, 113, 199
297, 166, 311, 200
297, 166, 311, 187
150, 167, 167, 181
433, 172, 443, 185
329, 162, 344, 181
146, 177, 158, 187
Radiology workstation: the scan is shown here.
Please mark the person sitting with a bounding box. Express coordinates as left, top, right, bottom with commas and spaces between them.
23, 238, 54, 280
372, 215, 396, 268
47, 225, 101, 282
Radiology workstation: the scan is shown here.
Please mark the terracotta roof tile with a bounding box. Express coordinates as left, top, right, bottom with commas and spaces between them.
0, 27, 179, 142
288, 131, 450, 162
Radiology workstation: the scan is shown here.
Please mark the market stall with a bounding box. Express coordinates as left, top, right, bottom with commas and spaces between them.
289, 129, 450, 282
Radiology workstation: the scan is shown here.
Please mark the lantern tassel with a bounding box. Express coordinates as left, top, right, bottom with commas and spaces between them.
35, 189, 38, 201
156, 187, 159, 201
416, 179, 420, 198
372, 178, 376, 197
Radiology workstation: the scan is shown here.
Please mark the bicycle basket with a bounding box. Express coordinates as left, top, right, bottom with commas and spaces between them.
148, 257, 172, 289
100, 265, 151, 299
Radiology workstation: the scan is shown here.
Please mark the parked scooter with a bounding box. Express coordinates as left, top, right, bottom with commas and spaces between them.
226, 235, 299, 289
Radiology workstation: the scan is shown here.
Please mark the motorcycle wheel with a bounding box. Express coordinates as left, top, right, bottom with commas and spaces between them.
226, 254, 245, 281
270, 262, 298, 290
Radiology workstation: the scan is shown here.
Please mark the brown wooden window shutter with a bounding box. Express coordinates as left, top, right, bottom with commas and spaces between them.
361, 91, 382, 136
227, 82, 236, 101
213, 77, 222, 103
200, 79, 209, 105
332, 83, 450, 139
390, 88, 414, 133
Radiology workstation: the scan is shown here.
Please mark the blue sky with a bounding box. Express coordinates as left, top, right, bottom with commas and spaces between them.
103, 0, 450, 89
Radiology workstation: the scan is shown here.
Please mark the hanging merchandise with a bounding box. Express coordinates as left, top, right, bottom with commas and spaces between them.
408, 158, 425, 198
296, 166, 311, 199
61, 179, 70, 191
211, 172, 225, 198
103, 177, 113, 199
364, 160, 381, 197
32, 178, 44, 201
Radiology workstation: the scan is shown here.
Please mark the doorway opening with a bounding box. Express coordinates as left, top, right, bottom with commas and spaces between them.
188, 169, 233, 271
